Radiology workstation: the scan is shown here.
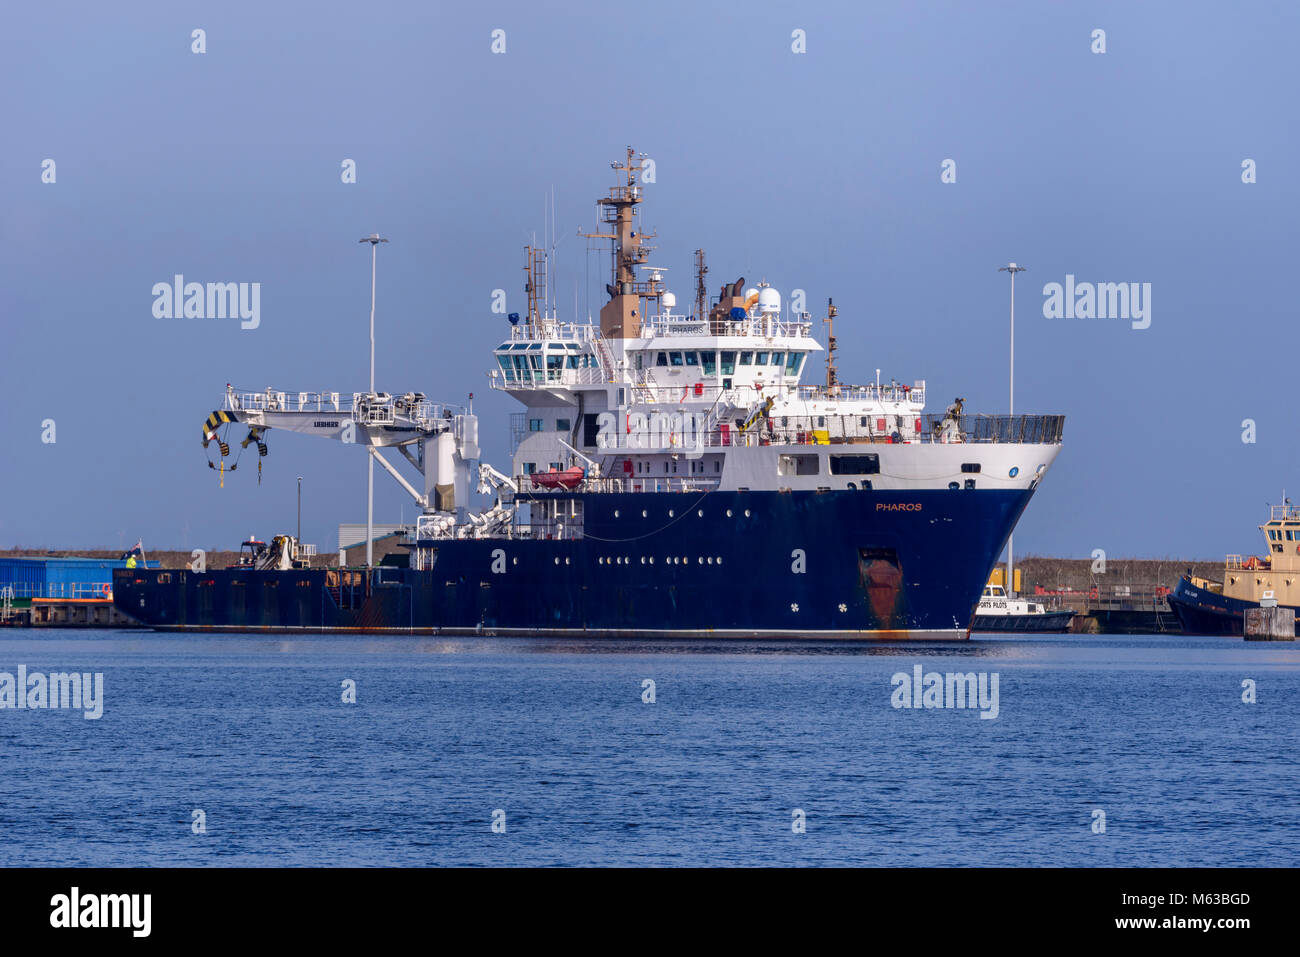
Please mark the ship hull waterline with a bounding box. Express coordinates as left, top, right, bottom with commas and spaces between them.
114, 488, 1037, 641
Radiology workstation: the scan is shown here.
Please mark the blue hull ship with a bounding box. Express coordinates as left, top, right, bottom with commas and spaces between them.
114, 149, 1065, 640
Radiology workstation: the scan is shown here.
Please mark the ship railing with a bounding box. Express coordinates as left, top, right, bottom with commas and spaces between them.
584, 414, 1064, 452
515, 475, 722, 495
1268, 505, 1300, 522
914, 414, 1066, 445
504, 322, 599, 343
224, 387, 452, 428
489, 365, 607, 390
3, 581, 116, 600
796, 383, 927, 405
1223, 554, 1268, 570
640, 313, 814, 339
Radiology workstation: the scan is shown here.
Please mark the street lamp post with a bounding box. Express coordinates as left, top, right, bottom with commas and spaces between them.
359, 233, 388, 568
998, 262, 1026, 594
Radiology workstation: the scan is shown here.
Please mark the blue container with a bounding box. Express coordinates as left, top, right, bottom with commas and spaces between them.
0, 557, 158, 599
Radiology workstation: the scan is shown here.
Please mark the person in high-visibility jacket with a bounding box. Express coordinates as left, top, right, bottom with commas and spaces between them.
125, 555, 137, 569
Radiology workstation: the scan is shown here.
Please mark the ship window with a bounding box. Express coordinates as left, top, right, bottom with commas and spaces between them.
556, 419, 571, 432
715, 462, 721, 472
755, 352, 769, 365
529, 418, 543, 432
859, 417, 867, 427
565, 355, 579, 369
793, 354, 807, 374
740, 351, 753, 365
964, 479, 976, 489
550, 462, 561, 471
786, 353, 802, 374
720, 352, 736, 374
670, 351, 684, 366
771, 352, 785, 370
635, 353, 643, 370
684, 351, 699, 366
961, 463, 981, 473
1274, 545, 1284, 553
523, 462, 537, 474
817, 416, 826, 427
830, 454, 880, 475
656, 352, 668, 367
778, 454, 820, 476
701, 351, 717, 375
497, 356, 512, 378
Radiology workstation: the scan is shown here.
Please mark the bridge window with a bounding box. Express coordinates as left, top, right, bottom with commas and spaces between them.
830, 454, 881, 475
720, 351, 736, 375
755, 352, 769, 365
739, 351, 753, 365
785, 353, 801, 374
701, 351, 717, 375
670, 351, 684, 366
656, 352, 668, 367
771, 352, 784, 370
684, 351, 699, 367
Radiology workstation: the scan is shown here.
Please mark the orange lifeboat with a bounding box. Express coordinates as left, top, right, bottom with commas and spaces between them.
530, 467, 585, 489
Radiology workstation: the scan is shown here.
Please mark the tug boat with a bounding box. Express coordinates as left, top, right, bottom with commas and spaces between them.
113, 148, 1065, 639
1168, 503, 1300, 636
972, 583, 1075, 633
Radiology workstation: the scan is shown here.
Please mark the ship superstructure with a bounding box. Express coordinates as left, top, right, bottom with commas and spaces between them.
115, 149, 1065, 639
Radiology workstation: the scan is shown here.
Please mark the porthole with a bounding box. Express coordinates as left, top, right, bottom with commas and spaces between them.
649, 557, 655, 564
717, 556, 723, 565
565, 557, 570, 565
641, 556, 646, 565
744, 509, 751, 517
554, 557, 560, 565
697, 509, 704, 517
707, 557, 714, 565
642, 509, 648, 518
668, 509, 675, 517
697, 557, 703, 564
512, 557, 518, 565
614, 509, 620, 517
726, 509, 733, 517
1008, 467, 1019, 478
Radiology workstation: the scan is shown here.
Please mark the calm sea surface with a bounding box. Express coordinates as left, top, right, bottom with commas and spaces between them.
0, 630, 1296, 867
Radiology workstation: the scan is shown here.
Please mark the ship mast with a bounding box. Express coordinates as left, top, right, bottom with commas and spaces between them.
581, 146, 660, 338
523, 244, 546, 336
823, 298, 839, 393
694, 248, 708, 323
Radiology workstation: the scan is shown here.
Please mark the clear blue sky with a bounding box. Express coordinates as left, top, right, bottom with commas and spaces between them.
2, 0, 1296, 559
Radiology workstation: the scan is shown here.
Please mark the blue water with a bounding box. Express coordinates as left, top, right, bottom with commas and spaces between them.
0, 630, 1296, 866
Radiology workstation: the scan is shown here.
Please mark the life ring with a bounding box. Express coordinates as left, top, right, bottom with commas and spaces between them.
100, 583, 111, 598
